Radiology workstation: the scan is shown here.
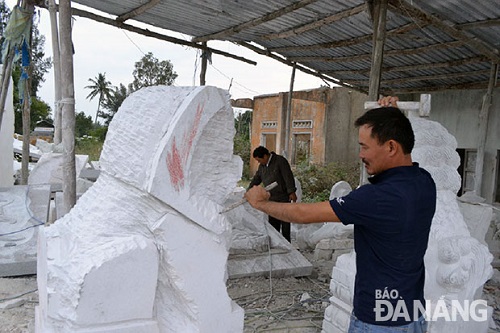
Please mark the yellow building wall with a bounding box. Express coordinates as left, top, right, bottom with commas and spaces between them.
250, 89, 328, 176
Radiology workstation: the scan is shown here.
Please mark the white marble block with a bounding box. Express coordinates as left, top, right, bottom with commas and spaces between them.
36, 86, 244, 333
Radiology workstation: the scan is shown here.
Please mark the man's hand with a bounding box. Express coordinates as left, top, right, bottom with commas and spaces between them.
245, 185, 270, 209
378, 96, 399, 107
289, 192, 298, 203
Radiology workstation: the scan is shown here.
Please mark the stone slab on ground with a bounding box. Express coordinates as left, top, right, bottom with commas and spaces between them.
228, 247, 313, 279
79, 168, 100, 182
0, 185, 51, 277
224, 192, 313, 279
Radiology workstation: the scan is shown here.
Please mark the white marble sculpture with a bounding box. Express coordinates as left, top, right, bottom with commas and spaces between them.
295, 181, 354, 252
36, 86, 244, 332
322, 114, 493, 333
412, 116, 493, 332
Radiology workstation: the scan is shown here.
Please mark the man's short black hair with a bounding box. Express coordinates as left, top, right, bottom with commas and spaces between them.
354, 107, 415, 154
253, 146, 270, 158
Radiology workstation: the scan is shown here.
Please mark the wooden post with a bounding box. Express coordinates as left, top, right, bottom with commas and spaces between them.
200, 42, 207, 86
473, 62, 498, 196
284, 62, 296, 159
361, 0, 388, 184
0, 50, 14, 132
48, 0, 63, 144
368, 0, 388, 100
21, 78, 31, 185
59, 0, 77, 214
20, 1, 36, 185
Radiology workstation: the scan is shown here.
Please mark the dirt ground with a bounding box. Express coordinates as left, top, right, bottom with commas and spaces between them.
227, 249, 333, 333
0, 248, 499, 333
0, 275, 37, 333
228, 249, 500, 333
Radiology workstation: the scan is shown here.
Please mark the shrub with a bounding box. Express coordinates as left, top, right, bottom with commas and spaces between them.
294, 162, 359, 202
234, 135, 251, 180
75, 136, 103, 161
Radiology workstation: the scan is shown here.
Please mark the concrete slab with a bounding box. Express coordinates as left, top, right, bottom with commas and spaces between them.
0, 185, 51, 277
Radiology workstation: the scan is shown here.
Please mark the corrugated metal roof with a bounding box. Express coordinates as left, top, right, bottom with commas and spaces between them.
67, 0, 500, 94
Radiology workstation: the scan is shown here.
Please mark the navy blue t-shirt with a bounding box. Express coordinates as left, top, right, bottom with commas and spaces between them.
330, 163, 436, 326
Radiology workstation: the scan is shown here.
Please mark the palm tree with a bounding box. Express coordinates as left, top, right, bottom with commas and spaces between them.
85, 73, 114, 124
101, 83, 130, 125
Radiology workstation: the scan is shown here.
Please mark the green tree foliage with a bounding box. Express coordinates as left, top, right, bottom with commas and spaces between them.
131, 52, 177, 91
294, 162, 359, 202
100, 83, 129, 125
233, 110, 252, 179
0, 0, 9, 39
12, 66, 51, 134
13, 94, 51, 133
89, 125, 108, 142
75, 111, 93, 137
85, 72, 114, 124
235, 109, 252, 139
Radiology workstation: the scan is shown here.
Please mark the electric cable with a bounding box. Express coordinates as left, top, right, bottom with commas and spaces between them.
0, 185, 45, 237
209, 63, 260, 96
0, 288, 37, 303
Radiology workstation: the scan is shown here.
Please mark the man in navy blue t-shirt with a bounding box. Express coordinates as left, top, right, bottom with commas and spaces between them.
245, 96, 436, 333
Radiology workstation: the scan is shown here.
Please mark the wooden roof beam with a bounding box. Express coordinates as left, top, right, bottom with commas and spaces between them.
351, 80, 500, 95
261, 3, 367, 41
325, 56, 489, 76
456, 18, 500, 30
191, 0, 319, 43
288, 47, 489, 69
289, 43, 477, 64
385, 40, 465, 56
116, 0, 160, 23
289, 54, 369, 62
382, 56, 489, 72
70, 8, 257, 66
235, 41, 366, 93
389, 81, 500, 94
388, 0, 500, 62
348, 69, 492, 85
269, 22, 418, 52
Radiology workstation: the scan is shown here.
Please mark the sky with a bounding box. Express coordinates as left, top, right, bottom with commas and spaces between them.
4, 1, 328, 121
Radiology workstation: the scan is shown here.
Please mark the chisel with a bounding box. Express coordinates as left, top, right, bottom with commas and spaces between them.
219, 181, 278, 213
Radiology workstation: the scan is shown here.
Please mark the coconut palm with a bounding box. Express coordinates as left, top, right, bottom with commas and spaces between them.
101, 83, 130, 125
85, 72, 114, 124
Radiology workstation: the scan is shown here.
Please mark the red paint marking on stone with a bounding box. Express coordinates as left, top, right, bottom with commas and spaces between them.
166, 102, 205, 191
166, 137, 184, 191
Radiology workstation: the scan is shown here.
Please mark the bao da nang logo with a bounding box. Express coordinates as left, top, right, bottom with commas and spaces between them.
373, 288, 488, 322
